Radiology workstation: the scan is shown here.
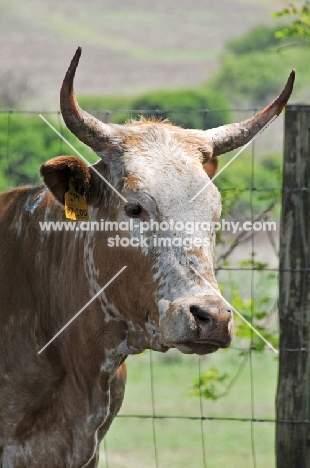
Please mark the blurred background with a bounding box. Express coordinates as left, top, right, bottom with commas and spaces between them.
1, 1, 308, 467
0, 0, 308, 110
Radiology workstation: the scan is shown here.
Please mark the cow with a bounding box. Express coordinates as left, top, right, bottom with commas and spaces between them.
0, 47, 294, 467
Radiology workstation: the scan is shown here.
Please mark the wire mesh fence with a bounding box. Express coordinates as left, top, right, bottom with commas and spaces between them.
0, 107, 302, 468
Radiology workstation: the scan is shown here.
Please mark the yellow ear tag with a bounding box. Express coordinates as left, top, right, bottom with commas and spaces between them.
64, 179, 89, 221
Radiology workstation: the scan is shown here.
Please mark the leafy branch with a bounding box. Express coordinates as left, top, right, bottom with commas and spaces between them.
215, 197, 279, 269
191, 353, 249, 401
191, 183, 280, 401
273, 2, 310, 41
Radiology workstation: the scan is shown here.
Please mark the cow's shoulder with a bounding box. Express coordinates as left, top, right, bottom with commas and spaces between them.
0, 185, 58, 220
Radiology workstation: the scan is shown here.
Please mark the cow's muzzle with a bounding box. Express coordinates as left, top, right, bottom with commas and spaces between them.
160, 297, 233, 355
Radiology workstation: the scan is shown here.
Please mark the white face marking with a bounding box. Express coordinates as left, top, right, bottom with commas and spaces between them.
94, 122, 230, 352
119, 124, 221, 305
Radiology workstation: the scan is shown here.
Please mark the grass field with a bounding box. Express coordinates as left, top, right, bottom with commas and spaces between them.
99, 348, 278, 468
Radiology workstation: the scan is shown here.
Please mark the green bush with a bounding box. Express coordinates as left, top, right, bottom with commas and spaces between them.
206, 24, 310, 105
226, 25, 283, 55
0, 113, 96, 190
128, 87, 230, 129
78, 95, 134, 124
79, 87, 231, 130
209, 51, 296, 105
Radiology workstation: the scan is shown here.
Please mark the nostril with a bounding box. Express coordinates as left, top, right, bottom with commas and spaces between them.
190, 305, 210, 322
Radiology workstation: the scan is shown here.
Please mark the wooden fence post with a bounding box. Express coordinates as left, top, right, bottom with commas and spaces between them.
276, 105, 310, 467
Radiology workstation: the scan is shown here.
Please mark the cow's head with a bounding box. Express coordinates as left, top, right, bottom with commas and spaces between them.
41, 48, 294, 356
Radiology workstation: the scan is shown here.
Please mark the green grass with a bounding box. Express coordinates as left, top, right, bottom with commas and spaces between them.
99, 349, 278, 468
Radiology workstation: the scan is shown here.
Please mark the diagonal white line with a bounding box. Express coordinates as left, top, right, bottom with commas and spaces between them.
38, 266, 127, 354
189, 115, 278, 203
190, 266, 278, 354
39, 114, 128, 202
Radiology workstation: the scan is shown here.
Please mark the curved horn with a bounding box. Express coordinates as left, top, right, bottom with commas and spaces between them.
60, 47, 115, 151
204, 70, 295, 157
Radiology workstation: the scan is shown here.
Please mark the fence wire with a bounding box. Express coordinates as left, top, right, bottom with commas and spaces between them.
0, 107, 307, 468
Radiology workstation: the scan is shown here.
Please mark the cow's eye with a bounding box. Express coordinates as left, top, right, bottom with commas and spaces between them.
124, 203, 142, 218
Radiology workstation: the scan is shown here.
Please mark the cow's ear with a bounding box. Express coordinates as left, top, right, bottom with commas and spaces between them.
202, 156, 218, 179
40, 156, 97, 205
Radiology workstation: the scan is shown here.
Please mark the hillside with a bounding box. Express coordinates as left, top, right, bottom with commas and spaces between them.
0, 0, 292, 110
